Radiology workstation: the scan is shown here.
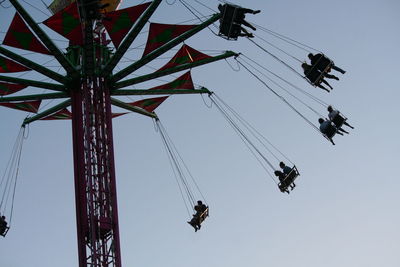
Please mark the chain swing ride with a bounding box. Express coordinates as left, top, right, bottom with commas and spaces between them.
0, 0, 353, 266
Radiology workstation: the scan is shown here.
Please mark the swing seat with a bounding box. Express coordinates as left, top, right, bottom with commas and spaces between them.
304, 67, 325, 87
0, 226, 10, 237
323, 123, 339, 139
198, 207, 209, 224
330, 112, 347, 129
314, 55, 333, 74
189, 207, 209, 224
188, 207, 209, 231
305, 55, 334, 87
218, 4, 245, 40
278, 166, 299, 193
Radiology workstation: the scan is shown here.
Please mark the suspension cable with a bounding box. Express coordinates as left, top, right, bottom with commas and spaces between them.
212, 94, 280, 162
208, 94, 278, 184
9, 127, 24, 224
0, 126, 25, 224
254, 35, 303, 63
252, 23, 322, 53
155, 118, 208, 216
194, 0, 217, 13
156, 119, 192, 216
239, 56, 325, 118
157, 120, 208, 205
235, 58, 322, 135
178, 0, 220, 35
212, 93, 295, 166
0, 128, 22, 209
247, 37, 305, 79
241, 54, 329, 107
211, 95, 276, 170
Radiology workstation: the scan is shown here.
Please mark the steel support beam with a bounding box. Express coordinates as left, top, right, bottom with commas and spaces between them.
0, 92, 68, 102
111, 13, 222, 82
101, 0, 162, 76
0, 75, 65, 91
70, 88, 88, 267
0, 46, 68, 84
22, 99, 71, 125
111, 97, 157, 118
111, 87, 211, 96
9, 0, 78, 75
114, 51, 237, 89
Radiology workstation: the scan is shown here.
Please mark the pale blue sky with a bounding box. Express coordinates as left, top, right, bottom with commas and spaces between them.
0, 1, 399, 267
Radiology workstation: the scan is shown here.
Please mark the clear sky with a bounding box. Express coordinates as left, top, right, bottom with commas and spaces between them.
0, 0, 399, 267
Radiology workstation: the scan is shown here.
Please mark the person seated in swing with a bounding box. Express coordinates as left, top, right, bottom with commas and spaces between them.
318, 118, 344, 145
308, 53, 346, 75
327, 106, 354, 129
301, 63, 333, 92
323, 112, 350, 135
187, 200, 208, 232
218, 4, 260, 39
234, 7, 260, 30
274, 170, 290, 194
304, 60, 340, 81
237, 27, 254, 38
0, 215, 8, 236
279, 162, 296, 190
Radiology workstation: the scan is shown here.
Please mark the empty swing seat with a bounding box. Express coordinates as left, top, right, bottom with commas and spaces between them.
278, 166, 299, 193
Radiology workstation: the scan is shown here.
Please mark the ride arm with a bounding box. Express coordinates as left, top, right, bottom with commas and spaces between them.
110, 97, 158, 119
0, 75, 65, 91
22, 99, 71, 126
111, 87, 211, 96
0, 92, 69, 103
113, 51, 237, 89
101, 0, 162, 76
9, 0, 77, 75
0, 47, 68, 84
111, 13, 222, 82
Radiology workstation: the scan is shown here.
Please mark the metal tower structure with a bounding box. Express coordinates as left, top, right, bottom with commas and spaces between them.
0, 0, 237, 266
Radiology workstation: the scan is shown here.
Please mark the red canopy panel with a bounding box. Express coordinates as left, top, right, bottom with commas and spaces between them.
142, 23, 197, 57
43, 2, 83, 45
0, 100, 41, 113
0, 82, 28, 96
103, 2, 151, 48
0, 55, 30, 73
111, 112, 128, 118
3, 13, 51, 55
129, 96, 168, 112
157, 44, 211, 72
149, 71, 194, 90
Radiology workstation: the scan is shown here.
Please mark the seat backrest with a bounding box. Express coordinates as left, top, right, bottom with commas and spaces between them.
305, 67, 323, 85
199, 207, 209, 223
285, 166, 299, 183
286, 169, 296, 181
219, 4, 244, 40
325, 123, 337, 138
0, 226, 10, 237
315, 55, 332, 71
331, 113, 346, 128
